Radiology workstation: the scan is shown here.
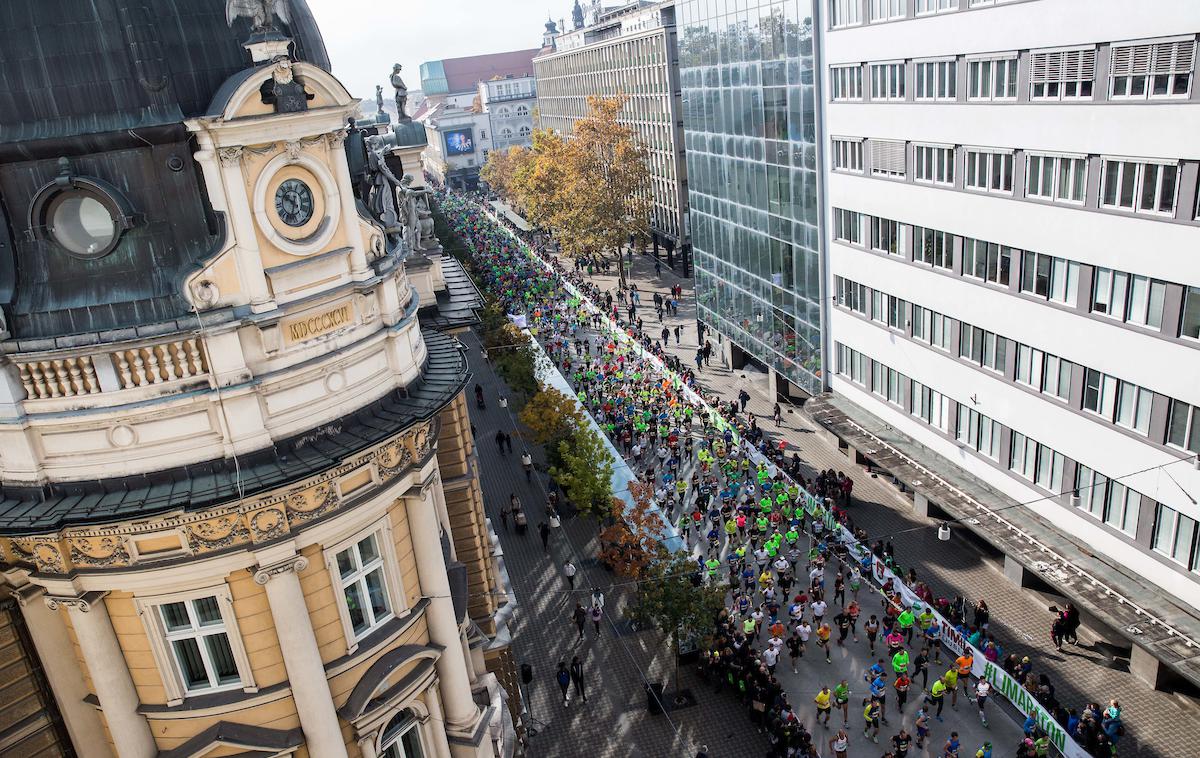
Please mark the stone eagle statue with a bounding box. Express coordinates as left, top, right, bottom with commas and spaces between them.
226, 0, 290, 32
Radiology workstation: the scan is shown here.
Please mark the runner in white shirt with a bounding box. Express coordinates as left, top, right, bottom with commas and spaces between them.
811, 599, 828, 623
762, 646, 780, 673
796, 620, 812, 643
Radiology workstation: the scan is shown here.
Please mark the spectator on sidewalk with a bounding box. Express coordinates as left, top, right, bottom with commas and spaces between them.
564, 560, 577, 590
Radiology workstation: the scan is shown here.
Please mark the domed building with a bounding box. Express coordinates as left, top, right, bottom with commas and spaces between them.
0, 2, 515, 757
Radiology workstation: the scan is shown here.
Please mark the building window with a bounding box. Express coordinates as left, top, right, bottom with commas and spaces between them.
831, 65, 863, 101
157, 597, 241, 693
870, 140, 907, 178
1026, 153, 1086, 203
962, 238, 1012, 285
328, 530, 402, 644
1153, 504, 1199, 570
830, 0, 863, 27
915, 60, 956, 101
965, 149, 1013, 193
1010, 432, 1065, 493
1082, 369, 1153, 435
1014, 344, 1071, 401
916, 0, 957, 14
137, 589, 255, 703
832, 138, 864, 172
912, 380, 951, 431
519, 125, 531, 136
967, 56, 1018, 100
1100, 159, 1178, 216
870, 0, 905, 21
870, 63, 905, 101
914, 145, 954, 186
959, 324, 1008, 372
1030, 48, 1096, 100
380, 710, 426, 758
870, 217, 903, 255
1167, 399, 1200, 455
1182, 286, 1200, 340
913, 227, 953, 269
1020, 251, 1079, 305
836, 276, 869, 315
1110, 39, 1195, 99
912, 306, 951, 350
956, 406, 1001, 460
834, 209, 863, 245
837, 343, 868, 385
516, 105, 529, 115
1090, 267, 1165, 329
887, 296, 906, 330
1076, 466, 1140, 536
871, 291, 887, 324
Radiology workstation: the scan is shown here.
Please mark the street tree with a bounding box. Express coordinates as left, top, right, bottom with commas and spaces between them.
549, 425, 614, 518
478, 301, 539, 401
599, 481, 666, 579
518, 388, 585, 468
629, 552, 726, 699
510, 129, 572, 232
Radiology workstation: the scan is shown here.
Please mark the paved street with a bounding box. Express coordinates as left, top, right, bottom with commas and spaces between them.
567, 242, 1200, 758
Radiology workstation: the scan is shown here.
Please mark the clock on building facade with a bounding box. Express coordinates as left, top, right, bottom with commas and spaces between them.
274, 177, 315, 226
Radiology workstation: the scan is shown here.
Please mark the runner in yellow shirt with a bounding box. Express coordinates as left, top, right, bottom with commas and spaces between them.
814, 686, 832, 726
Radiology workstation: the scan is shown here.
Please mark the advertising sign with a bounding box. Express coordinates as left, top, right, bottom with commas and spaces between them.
444, 128, 475, 155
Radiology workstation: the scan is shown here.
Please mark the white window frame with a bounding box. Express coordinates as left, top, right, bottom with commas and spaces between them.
1025, 152, 1087, 204
912, 380, 951, 432
1090, 267, 1165, 328
915, 59, 957, 101
959, 324, 1007, 372
870, 62, 906, 101
1009, 432, 1064, 493
913, 227, 953, 269
1020, 251, 1079, 306
1152, 503, 1199, 571
962, 238, 1013, 286
1077, 465, 1140, 537
870, 0, 905, 22
956, 405, 1001, 460
1110, 38, 1195, 100
832, 137, 864, 173
1082, 369, 1153, 435
1167, 399, 1200, 455
964, 148, 1014, 194
1100, 158, 1179, 216
912, 306, 951, 351
1014, 343, 1071, 401
379, 710, 429, 758
1182, 286, 1200, 341
834, 208, 863, 245
830, 0, 863, 28
1030, 47, 1096, 101
916, 0, 957, 15
914, 144, 955, 186
870, 140, 907, 178
966, 54, 1018, 101
136, 586, 256, 705
325, 523, 407, 654
831, 65, 863, 101
870, 217, 903, 255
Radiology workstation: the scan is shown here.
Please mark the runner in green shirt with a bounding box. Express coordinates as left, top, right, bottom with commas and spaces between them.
833, 679, 851, 726
898, 608, 916, 644
892, 648, 910, 676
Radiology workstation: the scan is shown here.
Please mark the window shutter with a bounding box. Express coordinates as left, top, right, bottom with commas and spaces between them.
1045, 51, 1063, 83
871, 140, 906, 174
1163, 39, 1195, 74
1030, 52, 1049, 84
1111, 43, 1152, 76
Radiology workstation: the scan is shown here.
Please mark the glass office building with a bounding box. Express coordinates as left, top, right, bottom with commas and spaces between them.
677, 0, 823, 395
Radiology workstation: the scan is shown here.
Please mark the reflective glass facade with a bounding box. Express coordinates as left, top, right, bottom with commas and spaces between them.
677, 0, 823, 394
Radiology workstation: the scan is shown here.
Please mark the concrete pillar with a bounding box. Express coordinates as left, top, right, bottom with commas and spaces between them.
1130, 644, 1165, 690
46, 592, 156, 758
358, 735, 379, 758
213, 149, 275, 312
913, 492, 930, 518
405, 485, 485, 756
9, 581, 108, 758
424, 685, 454, 758
1003, 554, 1029, 587
254, 555, 349, 758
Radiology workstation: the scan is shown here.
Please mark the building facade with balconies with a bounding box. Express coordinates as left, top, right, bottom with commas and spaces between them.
0, 3, 514, 757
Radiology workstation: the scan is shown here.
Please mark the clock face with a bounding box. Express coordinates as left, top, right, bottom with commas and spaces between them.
274, 178, 315, 227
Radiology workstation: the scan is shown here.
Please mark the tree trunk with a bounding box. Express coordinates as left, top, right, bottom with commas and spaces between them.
615, 247, 628, 290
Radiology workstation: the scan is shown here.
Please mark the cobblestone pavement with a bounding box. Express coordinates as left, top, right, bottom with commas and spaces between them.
462, 329, 770, 758
568, 245, 1200, 758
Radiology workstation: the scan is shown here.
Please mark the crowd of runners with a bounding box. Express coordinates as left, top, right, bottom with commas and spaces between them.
438, 190, 1126, 758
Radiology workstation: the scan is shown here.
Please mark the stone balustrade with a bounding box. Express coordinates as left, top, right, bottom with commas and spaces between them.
15, 336, 209, 400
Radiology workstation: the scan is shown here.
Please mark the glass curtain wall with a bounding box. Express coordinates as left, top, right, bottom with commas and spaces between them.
678, 0, 823, 394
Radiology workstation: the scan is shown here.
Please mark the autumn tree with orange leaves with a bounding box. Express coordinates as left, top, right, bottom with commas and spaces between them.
599, 481, 666, 579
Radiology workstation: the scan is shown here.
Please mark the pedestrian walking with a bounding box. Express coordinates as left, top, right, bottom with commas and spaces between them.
505, 432, 513, 453
495, 429, 506, 455
556, 661, 571, 706
738, 388, 750, 412
571, 602, 587, 641
498, 395, 508, 410
539, 521, 551, 553
570, 655, 587, 702
674, 325, 681, 344
521, 450, 533, 482
591, 587, 605, 610
564, 560, 577, 590
499, 502, 510, 531
590, 603, 603, 637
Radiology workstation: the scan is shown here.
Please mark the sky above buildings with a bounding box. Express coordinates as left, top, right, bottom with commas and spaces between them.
308, 0, 557, 102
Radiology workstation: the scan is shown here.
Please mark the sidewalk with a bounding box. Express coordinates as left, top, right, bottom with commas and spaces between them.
571, 243, 1199, 758
461, 329, 770, 758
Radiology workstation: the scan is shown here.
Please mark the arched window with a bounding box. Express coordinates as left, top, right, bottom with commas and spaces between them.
497, 106, 511, 117
501, 127, 513, 139
518, 126, 530, 137
380, 710, 424, 757
516, 105, 529, 115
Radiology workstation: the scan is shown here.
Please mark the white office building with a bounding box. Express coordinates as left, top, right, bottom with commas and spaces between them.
478, 75, 537, 152
818, 0, 1200, 681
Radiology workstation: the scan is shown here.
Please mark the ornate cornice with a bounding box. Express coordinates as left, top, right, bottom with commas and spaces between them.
253, 555, 309, 585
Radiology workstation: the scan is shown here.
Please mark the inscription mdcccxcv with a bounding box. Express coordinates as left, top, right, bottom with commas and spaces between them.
283, 303, 355, 345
